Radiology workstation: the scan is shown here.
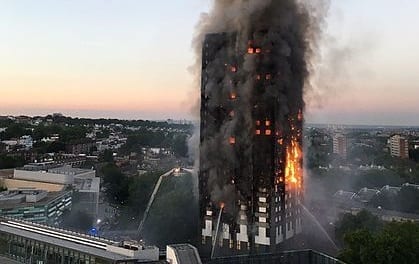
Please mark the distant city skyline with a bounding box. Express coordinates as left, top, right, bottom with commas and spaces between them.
1, 0, 419, 126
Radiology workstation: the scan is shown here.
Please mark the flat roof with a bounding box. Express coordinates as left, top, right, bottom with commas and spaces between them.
0, 218, 158, 262
49, 166, 94, 176
74, 177, 100, 193
17, 165, 94, 176
0, 191, 71, 210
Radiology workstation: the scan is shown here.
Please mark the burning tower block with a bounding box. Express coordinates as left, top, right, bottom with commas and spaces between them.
199, 28, 304, 258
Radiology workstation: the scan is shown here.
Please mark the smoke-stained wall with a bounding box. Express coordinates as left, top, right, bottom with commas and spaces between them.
195, 0, 328, 259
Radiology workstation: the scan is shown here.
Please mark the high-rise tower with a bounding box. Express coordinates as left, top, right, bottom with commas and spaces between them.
199, 29, 304, 258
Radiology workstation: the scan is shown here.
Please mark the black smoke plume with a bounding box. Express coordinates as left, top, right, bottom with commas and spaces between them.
192, 0, 329, 209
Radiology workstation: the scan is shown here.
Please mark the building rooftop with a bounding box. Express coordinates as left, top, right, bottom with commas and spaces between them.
0, 218, 159, 262
18, 164, 94, 177
333, 190, 357, 201
0, 190, 70, 210
206, 250, 345, 264
356, 188, 380, 203
48, 166, 94, 177
74, 177, 100, 193
403, 183, 419, 190
167, 244, 202, 264
380, 185, 401, 195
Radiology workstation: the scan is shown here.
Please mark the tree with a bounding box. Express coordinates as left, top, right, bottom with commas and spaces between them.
172, 134, 188, 157
100, 149, 114, 162
339, 222, 419, 264
335, 210, 383, 242
0, 155, 25, 169
0, 123, 31, 140
141, 173, 198, 246
101, 164, 130, 204
127, 172, 161, 214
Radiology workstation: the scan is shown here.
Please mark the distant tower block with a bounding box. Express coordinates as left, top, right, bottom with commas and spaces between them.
389, 135, 409, 159
333, 133, 348, 159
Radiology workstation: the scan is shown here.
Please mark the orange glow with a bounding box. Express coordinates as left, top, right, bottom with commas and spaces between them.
278, 139, 284, 145
256, 129, 261, 135
256, 120, 261, 126
298, 109, 303, 121
265, 129, 272, 136
220, 203, 225, 209
265, 120, 271, 126
285, 138, 302, 189
255, 48, 262, 54
230, 93, 237, 100
248, 48, 254, 54
256, 74, 261, 80
230, 66, 237, 72
229, 137, 236, 145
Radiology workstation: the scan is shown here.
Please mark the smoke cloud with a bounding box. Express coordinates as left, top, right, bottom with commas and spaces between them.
190, 0, 330, 210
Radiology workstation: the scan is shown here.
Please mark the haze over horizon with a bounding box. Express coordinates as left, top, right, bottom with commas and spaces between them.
1, 0, 418, 126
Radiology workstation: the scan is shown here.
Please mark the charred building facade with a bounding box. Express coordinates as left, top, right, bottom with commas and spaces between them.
199, 27, 305, 258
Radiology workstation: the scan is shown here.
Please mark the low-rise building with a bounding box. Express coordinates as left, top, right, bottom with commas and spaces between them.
9, 165, 100, 219
0, 218, 160, 263
0, 190, 72, 224
66, 141, 94, 155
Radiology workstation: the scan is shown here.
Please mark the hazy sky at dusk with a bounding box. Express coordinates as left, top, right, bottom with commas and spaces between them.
0, 0, 418, 125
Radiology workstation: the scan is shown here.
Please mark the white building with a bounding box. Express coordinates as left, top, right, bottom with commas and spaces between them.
18, 135, 33, 149
389, 135, 409, 159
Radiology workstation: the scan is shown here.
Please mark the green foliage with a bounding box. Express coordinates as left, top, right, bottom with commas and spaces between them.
96, 129, 111, 139
60, 126, 88, 143
32, 124, 87, 143
101, 163, 162, 209
33, 141, 66, 154
127, 172, 162, 213
172, 134, 188, 157
101, 163, 130, 204
142, 173, 198, 246
120, 129, 190, 157
0, 155, 25, 169
0, 123, 31, 140
335, 210, 383, 242
339, 222, 419, 264
99, 149, 114, 162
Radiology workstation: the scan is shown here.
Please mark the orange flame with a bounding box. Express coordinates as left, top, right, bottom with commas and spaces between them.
220, 202, 225, 209
285, 138, 302, 189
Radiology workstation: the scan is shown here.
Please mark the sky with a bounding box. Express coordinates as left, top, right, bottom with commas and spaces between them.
0, 0, 418, 125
